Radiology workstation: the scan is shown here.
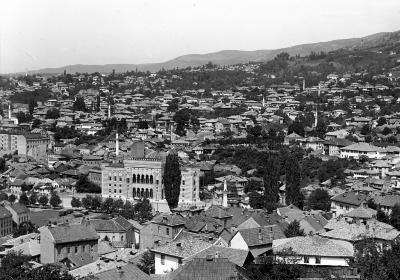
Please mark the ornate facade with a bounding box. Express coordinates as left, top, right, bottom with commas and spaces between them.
101, 158, 201, 205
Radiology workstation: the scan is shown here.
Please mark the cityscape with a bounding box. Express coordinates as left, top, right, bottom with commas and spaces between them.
1, 1, 400, 280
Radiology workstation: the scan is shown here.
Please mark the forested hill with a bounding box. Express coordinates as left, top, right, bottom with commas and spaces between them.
24, 30, 400, 74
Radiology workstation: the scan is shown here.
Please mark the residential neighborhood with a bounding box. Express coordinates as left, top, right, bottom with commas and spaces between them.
2, 1, 400, 279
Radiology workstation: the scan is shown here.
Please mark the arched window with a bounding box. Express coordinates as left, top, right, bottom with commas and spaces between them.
150, 175, 154, 184
150, 189, 153, 198
137, 174, 140, 182
145, 175, 149, 184
145, 189, 149, 198
132, 188, 136, 197
132, 175, 136, 183
141, 188, 144, 197
141, 175, 145, 184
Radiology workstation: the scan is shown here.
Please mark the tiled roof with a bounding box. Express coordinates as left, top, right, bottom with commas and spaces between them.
0, 206, 12, 219
236, 225, 286, 247
185, 245, 251, 267
166, 258, 254, 280
151, 236, 212, 259
47, 224, 99, 244
90, 216, 133, 233
331, 191, 367, 206
321, 219, 399, 241
152, 214, 186, 226
343, 206, 376, 219
9, 203, 30, 214
79, 263, 150, 280
373, 195, 400, 208
273, 236, 354, 257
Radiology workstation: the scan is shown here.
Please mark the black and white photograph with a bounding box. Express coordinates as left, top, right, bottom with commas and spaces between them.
1, 0, 400, 279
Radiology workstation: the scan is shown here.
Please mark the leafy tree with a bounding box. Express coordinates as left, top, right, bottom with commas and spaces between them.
377, 117, 387, 126
249, 192, 264, 209
120, 200, 134, 219
45, 108, 60, 119
75, 175, 101, 193
163, 153, 181, 209
167, 98, 179, 112
73, 96, 86, 111
263, 155, 280, 212
307, 188, 330, 211
288, 120, 305, 137
13, 221, 37, 238
91, 195, 102, 210
19, 192, 29, 205
38, 195, 49, 206
82, 195, 92, 209
8, 194, 16, 203
29, 192, 38, 205
360, 124, 371, 135
0, 251, 31, 280
49, 192, 62, 208
285, 155, 304, 208
354, 239, 400, 280
134, 198, 153, 223
390, 203, 400, 230
16, 111, 32, 123
382, 127, 392, 136
0, 157, 6, 172
245, 179, 263, 193
138, 250, 155, 274
377, 208, 389, 223
71, 197, 81, 208
284, 220, 304, 237
101, 197, 115, 214
0, 192, 8, 201
113, 198, 124, 212
137, 120, 149, 129
28, 98, 37, 115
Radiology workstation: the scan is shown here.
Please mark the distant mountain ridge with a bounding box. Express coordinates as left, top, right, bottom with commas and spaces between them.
23, 30, 399, 74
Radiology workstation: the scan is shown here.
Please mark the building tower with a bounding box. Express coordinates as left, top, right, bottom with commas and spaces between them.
222, 180, 228, 208
262, 95, 265, 108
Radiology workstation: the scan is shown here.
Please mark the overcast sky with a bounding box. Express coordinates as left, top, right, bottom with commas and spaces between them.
1, 0, 400, 73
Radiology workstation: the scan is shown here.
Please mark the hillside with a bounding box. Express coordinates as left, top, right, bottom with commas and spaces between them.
25, 30, 400, 75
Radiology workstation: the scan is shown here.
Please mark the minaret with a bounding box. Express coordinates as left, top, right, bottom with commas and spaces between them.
262, 95, 265, 108
8, 104, 11, 119
170, 123, 174, 142
303, 79, 306, 91
108, 103, 111, 119
222, 180, 228, 208
115, 131, 119, 156
314, 84, 321, 128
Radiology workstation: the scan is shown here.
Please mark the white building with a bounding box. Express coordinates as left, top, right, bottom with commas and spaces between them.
273, 236, 354, 267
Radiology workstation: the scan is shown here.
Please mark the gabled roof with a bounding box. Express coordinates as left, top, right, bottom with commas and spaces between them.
273, 236, 354, 258
87, 263, 151, 280
166, 258, 254, 280
0, 206, 12, 219
235, 225, 285, 247
46, 224, 99, 244
343, 206, 376, 219
151, 236, 212, 259
331, 191, 367, 206
185, 245, 252, 267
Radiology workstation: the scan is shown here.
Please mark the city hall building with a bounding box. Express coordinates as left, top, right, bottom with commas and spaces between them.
101, 157, 200, 205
